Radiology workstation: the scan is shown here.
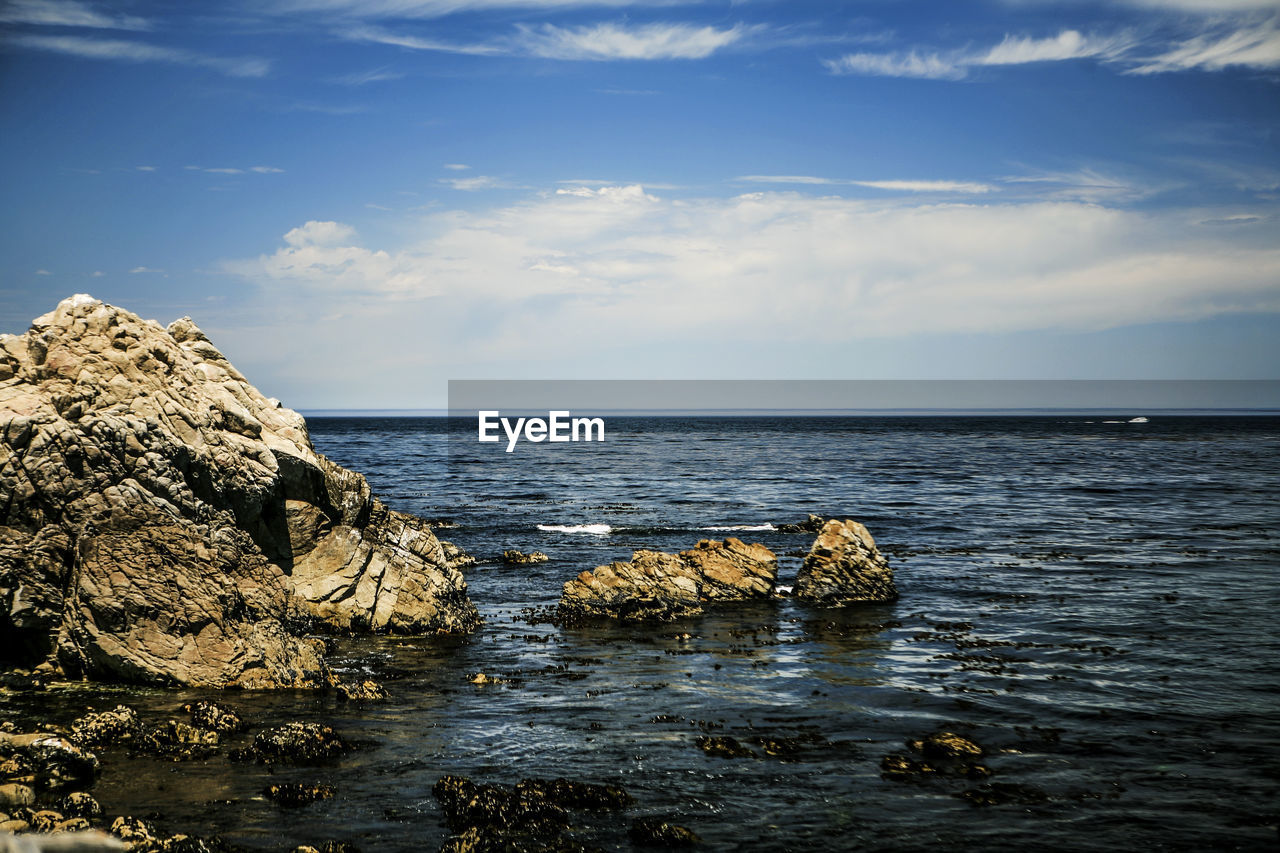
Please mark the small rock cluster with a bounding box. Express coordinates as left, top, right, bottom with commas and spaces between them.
432, 775, 697, 851
795, 519, 898, 606
501, 550, 549, 566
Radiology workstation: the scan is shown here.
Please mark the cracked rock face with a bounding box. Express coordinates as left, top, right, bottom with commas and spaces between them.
0, 295, 478, 688
794, 519, 897, 606
559, 537, 777, 622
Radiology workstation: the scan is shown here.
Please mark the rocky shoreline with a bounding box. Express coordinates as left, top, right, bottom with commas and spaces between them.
1, 297, 904, 851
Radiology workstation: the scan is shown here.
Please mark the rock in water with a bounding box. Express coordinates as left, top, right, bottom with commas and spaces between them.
559, 537, 777, 622
0, 295, 478, 688
794, 519, 897, 605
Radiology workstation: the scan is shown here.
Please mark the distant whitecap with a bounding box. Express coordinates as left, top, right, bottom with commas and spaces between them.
537, 523, 612, 535
1128, 416, 1149, 423
702, 523, 776, 531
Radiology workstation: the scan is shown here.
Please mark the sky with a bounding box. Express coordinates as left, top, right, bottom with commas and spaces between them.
1, 0, 1278, 408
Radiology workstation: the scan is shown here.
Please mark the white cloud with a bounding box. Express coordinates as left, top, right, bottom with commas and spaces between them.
823, 50, 964, 80
331, 67, 405, 85
129, 266, 163, 274
1129, 18, 1280, 73
512, 22, 754, 60
9, 34, 270, 77
827, 21, 1280, 79
35, 269, 52, 276
135, 165, 157, 171
439, 175, 521, 190
444, 163, 471, 170
228, 187, 1280, 360
979, 30, 1133, 65
344, 25, 501, 54
183, 165, 284, 175
90, 270, 104, 277
270, 0, 690, 19
284, 220, 358, 247
737, 176, 995, 193
0, 0, 150, 30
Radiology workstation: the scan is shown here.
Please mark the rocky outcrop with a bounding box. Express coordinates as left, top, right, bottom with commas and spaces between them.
0, 295, 478, 688
559, 537, 777, 622
795, 519, 897, 605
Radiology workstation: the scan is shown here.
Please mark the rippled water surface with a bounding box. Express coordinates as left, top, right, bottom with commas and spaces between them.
6, 416, 1280, 851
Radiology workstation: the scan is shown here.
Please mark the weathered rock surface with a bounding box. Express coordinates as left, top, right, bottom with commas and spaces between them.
500, 550, 548, 566
794, 519, 897, 606
559, 538, 777, 622
0, 295, 478, 688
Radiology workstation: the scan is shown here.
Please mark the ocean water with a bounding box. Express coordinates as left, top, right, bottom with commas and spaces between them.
6, 416, 1280, 851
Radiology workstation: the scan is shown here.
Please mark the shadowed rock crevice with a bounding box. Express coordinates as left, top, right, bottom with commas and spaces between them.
0, 295, 478, 688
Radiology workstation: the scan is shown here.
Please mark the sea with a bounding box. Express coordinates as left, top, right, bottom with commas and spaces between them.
5, 415, 1279, 851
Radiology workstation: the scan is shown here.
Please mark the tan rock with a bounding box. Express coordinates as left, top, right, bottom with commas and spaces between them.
559, 537, 777, 622
0, 295, 478, 689
795, 519, 897, 605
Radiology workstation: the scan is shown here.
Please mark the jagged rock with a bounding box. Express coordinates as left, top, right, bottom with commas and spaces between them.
794, 520, 897, 606
135, 720, 220, 761
440, 541, 475, 572
694, 736, 755, 759
559, 538, 777, 622
501, 550, 548, 566
0, 295, 478, 688
881, 731, 990, 782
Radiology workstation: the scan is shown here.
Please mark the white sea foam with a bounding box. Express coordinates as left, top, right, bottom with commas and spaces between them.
774, 584, 794, 595
701, 523, 777, 531
1128, 416, 1149, 423
537, 523, 612, 535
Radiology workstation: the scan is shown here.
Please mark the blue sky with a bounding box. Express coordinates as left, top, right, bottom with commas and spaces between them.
1, 0, 1278, 407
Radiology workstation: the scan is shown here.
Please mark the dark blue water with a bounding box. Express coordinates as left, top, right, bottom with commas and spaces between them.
9, 416, 1280, 851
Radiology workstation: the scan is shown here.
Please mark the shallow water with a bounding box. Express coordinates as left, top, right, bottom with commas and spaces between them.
4, 416, 1279, 851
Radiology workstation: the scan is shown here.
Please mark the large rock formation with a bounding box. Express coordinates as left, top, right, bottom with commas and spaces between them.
795, 519, 897, 605
0, 295, 478, 688
559, 538, 777, 622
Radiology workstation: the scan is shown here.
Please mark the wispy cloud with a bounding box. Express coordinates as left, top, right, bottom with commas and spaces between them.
439, 175, 522, 190
0, 0, 150, 30
824, 50, 964, 80
9, 34, 270, 77
184, 165, 286, 175
826, 21, 1280, 80
980, 30, 1133, 65
135, 165, 157, 171
129, 266, 164, 274
444, 163, 471, 170
1129, 18, 1280, 73
35, 269, 52, 276
330, 66, 406, 85
737, 175, 996, 193
344, 25, 501, 54
271, 0, 690, 19
513, 22, 756, 60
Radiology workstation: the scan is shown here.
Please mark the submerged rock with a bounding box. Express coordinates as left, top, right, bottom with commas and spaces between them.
629, 817, 700, 847
70, 706, 140, 748
181, 701, 244, 734
0, 295, 478, 688
265, 783, 337, 808
881, 731, 990, 782
501, 550, 549, 566
795, 520, 897, 606
234, 723, 354, 765
559, 538, 777, 622
432, 775, 630, 852
775, 514, 825, 534
0, 733, 99, 793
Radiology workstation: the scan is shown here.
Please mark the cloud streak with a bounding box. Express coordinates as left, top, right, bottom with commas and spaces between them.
738, 176, 995, 193
826, 20, 1280, 79
0, 0, 150, 30
9, 34, 270, 77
